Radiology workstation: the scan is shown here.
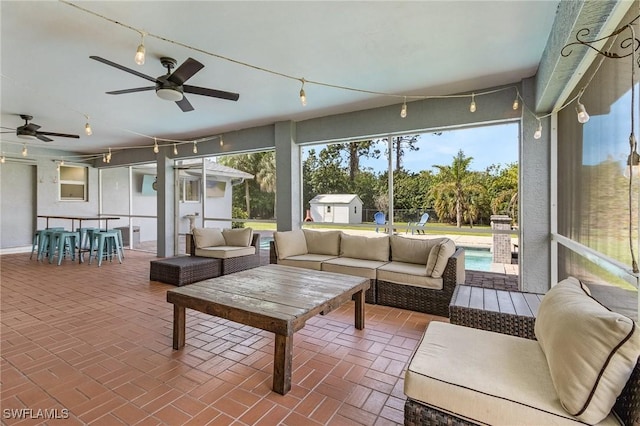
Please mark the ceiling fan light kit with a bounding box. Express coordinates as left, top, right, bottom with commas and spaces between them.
1, 114, 80, 143
90, 55, 239, 112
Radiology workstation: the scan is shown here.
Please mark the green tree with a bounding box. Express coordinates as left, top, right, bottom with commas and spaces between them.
429, 150, 484, 227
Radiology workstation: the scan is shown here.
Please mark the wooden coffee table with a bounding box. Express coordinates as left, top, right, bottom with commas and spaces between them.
166, 264, 370, 395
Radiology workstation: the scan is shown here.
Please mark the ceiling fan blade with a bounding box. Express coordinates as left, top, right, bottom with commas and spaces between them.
0, 131, 14, 133
36, 134, 53, 142
1, 126, 15, 130
38, 131, 80, 139
90, 56, 157, 83
175, 96, 194, 112
106, 87, 155, 95
184, 85, 239, 101
168, 58, 204, 85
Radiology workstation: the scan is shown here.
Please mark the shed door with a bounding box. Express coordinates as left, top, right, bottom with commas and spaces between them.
334, 206, 349, 223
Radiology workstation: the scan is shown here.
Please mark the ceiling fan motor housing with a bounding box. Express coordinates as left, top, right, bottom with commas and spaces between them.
155, 75, 184, 101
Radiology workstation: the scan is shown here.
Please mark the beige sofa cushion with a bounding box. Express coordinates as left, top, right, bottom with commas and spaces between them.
222, 227, 253, 247
321, 257, 388, 279
341, 234, 389, 262
273, 230, 308, 260
278, 254, 337, 271
534, 277, 640, 424
303, 229, 341, 255
405, 322, 620, 426
193, 227, 225, 249
377, 261, 443, 290
390, 235, 433, 264
425, 238, 456, 278
195, 246, 255, 259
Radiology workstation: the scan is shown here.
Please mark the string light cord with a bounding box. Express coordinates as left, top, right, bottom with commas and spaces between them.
59, 0, 517, 102
628, 24, 639, 273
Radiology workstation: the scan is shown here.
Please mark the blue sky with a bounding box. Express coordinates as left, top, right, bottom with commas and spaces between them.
303, 122, 520, 174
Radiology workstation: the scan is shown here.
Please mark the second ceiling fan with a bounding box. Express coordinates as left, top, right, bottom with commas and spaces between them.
90, 56, 240, 112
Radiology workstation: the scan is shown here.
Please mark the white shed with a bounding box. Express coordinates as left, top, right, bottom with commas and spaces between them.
309, 194, 363, 224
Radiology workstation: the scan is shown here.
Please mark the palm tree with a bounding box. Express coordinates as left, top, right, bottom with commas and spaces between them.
429, 150, 483, 227
256, 152, 276, 217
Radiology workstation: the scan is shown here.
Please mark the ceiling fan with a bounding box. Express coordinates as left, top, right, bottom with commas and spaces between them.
90, 56, 240, 112
0, 115, 80, 142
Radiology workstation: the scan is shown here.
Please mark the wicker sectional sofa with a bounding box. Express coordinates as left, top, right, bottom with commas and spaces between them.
404, 277, 640, 425
269, 229, 465, 317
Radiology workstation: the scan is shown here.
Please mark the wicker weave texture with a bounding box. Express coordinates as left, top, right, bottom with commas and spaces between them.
449, 305, 536, 339
377, 247, 463, 317
221, 233, 261, 275
405, 398, 476, 426
150, 256, 222, 286
613, 353, 640, 426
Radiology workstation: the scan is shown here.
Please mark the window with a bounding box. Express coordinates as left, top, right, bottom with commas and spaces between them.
327, 205, 331, 213
180, 178, 200, 202
59, 165, 87, 201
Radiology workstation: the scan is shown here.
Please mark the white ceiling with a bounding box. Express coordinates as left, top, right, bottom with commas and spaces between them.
0, 1, 560, 155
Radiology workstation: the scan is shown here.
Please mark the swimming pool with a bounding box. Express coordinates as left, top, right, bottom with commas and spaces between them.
260, 237, 495, 271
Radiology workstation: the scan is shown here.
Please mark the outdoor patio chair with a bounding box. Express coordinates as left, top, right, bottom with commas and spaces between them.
374, 211, 386, 232
407, 213, 429, 234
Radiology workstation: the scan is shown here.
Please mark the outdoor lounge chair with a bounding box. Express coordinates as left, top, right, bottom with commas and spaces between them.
374, 211, 386, 232
407, 213, 429, 234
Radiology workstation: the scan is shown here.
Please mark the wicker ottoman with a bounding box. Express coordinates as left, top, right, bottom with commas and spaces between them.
150, 256, 222, 286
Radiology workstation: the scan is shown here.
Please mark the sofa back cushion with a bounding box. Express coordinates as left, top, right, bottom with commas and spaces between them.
273, 230, 308, 260
193, 227, 225, 248
341, 234, 389, 262
222, 227, 253, 247
390, 235, 436, 264
534, 277, 640, 424
425, 238, 456, 278
303, 229, 341, 255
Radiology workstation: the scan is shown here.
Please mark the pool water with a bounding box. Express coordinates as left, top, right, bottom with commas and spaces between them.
260, 237, 495, 271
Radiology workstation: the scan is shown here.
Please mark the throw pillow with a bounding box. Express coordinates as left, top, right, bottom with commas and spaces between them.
534, 277, 640, 424
303, 229, 341, 255
193, 227, 225, 248
425, 238, 456, 278
340, 233, 389, 262
222, 227, 253, 247
273, 229, 308, 260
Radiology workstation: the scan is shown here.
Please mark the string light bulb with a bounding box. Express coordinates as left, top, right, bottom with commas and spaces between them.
299, 79, 307, 107
400, 97, 407, 118
84, 116, 92, 136
134, 32, 146, 65
469, 93, 476, 113
533, 119, 542, 140
219, 137, 224, 147
153, 138, 159, 154
576, 102, 590, 123
512, 96, 519, 110
0, 156, 5, 164
173, 143, 178, 156
193, 141, 198, 154
102, 153, 107, 163
106, 148, 112, 163
22, 144, 27, 157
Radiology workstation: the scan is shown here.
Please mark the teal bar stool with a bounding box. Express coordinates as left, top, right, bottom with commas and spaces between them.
88, 230, 122, 266
49, 230, 80, 265
30, 227, 64, 260
36, 228, 66, 261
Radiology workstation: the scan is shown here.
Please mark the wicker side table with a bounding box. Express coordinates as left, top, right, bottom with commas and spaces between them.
449, 285, 544, 339
150, 256, 222, 286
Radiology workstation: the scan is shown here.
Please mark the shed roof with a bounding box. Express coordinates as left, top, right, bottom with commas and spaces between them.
310, 194, 363, 204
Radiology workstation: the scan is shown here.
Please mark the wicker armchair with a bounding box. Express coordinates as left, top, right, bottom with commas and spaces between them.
404, 316, 640, 426
190, 232, 261, 275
